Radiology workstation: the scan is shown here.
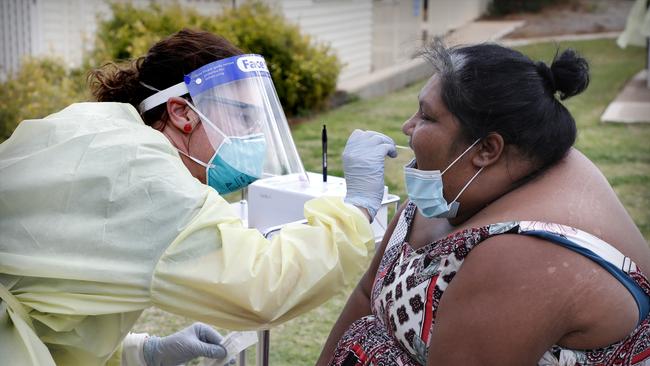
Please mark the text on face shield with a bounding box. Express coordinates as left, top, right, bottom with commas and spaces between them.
237, 56, 268, 72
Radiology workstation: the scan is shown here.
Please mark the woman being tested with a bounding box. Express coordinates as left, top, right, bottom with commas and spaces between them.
0, 30, 396, 365
318, 40, 650, 365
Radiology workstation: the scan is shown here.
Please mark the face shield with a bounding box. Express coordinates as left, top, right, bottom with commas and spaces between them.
138, 54, 307, 194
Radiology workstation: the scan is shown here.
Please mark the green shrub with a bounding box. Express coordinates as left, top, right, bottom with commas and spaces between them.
89, 1, 341, 116
87, 3, 206, 65
212, 3, 341, 115
0, 1, 341, 142
0, 58, 88, 141
488, 0, 560, 15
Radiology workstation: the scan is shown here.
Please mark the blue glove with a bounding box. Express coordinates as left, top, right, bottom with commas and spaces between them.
143, 323, 232, 366
343, 129, 397, 220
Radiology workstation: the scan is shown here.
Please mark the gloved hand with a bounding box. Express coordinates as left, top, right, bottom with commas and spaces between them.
143, 322, 231, 366
343, 129, 397, 221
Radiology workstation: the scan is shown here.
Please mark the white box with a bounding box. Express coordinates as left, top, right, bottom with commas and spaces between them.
247, 172, 399, 243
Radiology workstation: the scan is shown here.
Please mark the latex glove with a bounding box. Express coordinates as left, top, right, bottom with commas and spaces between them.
143, 323, 231, 366
343, 129, 397, 221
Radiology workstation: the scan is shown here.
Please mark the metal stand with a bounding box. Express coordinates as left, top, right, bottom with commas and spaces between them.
645, 37, 650, 89
646, 1, 650, 88
256, 330, 270, 366
233, 329, 266, 365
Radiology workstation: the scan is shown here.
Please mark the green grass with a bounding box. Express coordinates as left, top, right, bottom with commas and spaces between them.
133, 38, 649, 364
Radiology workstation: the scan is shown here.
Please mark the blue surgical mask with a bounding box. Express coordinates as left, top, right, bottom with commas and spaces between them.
179, 133, 267, 194
404, 139, 482, 218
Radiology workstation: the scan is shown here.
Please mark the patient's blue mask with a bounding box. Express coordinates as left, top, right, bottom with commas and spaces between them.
178, 132, 267, 194
404, 139, 482, 218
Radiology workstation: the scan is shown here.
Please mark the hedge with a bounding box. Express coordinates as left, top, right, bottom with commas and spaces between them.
0, 1, 341, 142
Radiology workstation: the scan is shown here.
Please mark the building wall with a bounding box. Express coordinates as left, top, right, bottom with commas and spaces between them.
0, 0, 225, 77
426, 0, 491, 38
33, 0, 109, 69
270, 0, 373, 83
1, 0, 490, 83
369, 0, 491, 75
1, 0, 36, 79
372, 0, 422, 72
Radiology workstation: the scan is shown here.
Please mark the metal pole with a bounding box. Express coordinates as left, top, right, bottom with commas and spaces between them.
255, 330, 270, 366
645, 37, 650, 89
262, 330, 270, 366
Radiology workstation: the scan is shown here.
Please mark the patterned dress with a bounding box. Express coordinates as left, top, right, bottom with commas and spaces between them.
329, 202, 650, 366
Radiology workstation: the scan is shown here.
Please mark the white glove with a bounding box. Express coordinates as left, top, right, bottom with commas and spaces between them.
143, 323, 231, 366
343, 129, 397, 220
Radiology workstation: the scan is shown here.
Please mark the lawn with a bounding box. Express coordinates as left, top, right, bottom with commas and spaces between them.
133, 38, 649, 364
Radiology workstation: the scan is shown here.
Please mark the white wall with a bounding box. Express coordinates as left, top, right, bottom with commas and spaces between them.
31, 0, 109, 69
426, 0, 491, 38
269, 0, 373, 83
1, 0, 491, 84
1, 0, 36, 79
0, 0, 226, 77
369, 0, 491, 79
372, 0, 423, 72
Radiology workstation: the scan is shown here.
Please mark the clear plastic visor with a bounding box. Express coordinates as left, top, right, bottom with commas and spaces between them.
193, 79, 267, 147
188, 55, 306, 179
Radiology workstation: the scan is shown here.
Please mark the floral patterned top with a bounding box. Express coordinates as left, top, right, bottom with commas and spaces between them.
329, 202, 650, 366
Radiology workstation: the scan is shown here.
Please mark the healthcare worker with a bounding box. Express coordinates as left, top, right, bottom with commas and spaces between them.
0, 29, 396, 365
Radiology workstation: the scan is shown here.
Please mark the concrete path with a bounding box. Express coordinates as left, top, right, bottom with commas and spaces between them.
445, 20, 525, 46
501, 31, 620, 47
601, 70, 650, 123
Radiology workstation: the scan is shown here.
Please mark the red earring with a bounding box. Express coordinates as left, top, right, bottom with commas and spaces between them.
183, 123, 192, 133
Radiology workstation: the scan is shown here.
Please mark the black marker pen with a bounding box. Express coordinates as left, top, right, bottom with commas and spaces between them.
322, 124, 327, 182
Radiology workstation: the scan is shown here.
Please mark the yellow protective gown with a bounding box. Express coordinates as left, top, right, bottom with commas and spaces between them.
0, 103, 374, 365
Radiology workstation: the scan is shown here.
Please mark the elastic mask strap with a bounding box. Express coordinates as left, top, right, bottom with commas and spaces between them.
184, 100, 231, 144
451, 166, 484, 203
176, 149, 215, 169
442, 138, 481, 175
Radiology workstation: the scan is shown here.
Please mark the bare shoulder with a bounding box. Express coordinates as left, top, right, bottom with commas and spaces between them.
427, 231, 639, 365
472, 148, 649, 268
427, 233, 573, 365
454, 233, 582, 318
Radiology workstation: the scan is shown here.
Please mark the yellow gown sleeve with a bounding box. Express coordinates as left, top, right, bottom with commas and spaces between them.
150, 192, 374, 330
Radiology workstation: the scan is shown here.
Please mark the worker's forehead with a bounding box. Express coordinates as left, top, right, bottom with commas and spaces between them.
217, 79, 263, 103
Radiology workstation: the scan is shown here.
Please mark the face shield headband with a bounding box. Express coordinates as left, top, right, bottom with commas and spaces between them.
138, 78, 231, 143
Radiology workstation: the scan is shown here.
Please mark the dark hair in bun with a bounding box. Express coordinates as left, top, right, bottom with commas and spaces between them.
548, 48, 590, 100
422, 38, 590, 171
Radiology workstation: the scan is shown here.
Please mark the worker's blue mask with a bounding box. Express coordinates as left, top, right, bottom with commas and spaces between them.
178, 127, 267, 195
207, 134, 267, 194
404, 139, 482, 218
